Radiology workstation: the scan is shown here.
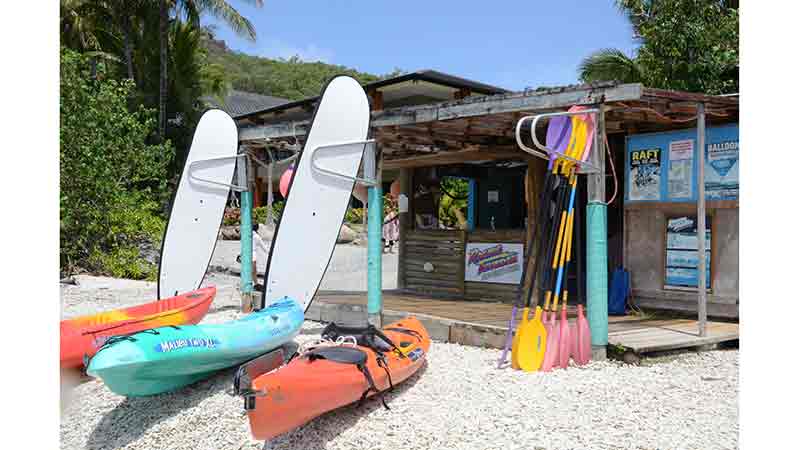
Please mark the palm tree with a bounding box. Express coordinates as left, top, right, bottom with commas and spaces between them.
157, 0, 262, 140
60, 0, 120, 77
578, 48, 643, 84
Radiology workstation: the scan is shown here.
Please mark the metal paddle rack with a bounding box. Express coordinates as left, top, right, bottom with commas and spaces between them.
187, 154, 249, 192
309, 139, 379, 187
514, 109, 602, 173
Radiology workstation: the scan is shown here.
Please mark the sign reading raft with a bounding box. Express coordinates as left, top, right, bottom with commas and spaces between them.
625, 123, 739, 203
464, 242, 524, 284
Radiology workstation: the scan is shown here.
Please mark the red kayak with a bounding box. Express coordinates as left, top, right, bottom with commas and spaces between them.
60, 286, 216, 369
239, 317, 430, 441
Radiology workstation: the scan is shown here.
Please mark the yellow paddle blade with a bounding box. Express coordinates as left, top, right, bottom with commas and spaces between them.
518, 306, 547, 372
511, 307, 530, 370
568, 116, 588, 161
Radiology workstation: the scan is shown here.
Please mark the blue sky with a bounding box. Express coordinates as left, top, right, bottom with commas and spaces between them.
203, 1, 638, 91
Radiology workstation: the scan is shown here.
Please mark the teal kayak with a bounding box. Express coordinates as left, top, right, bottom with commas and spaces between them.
86, 298, 304, 396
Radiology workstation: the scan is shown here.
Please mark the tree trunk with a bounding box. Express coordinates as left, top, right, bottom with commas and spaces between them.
158, 0, 168, 140
122, 13, 135, 82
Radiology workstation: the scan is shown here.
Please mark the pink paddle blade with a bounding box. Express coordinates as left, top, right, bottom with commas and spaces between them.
575, 304, 592, 365
569, 322, 578, 361
541, 311, 559, 372
557, 307, 571, 369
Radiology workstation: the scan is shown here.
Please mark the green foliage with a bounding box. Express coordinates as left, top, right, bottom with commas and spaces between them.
578, 48, 643, 84
439, 177, 469, 229
60, 47, 173, 279
223, 202, 284, 227
345, 207, 365, 224
204, 40, 385, 101
579, 0, 739, 94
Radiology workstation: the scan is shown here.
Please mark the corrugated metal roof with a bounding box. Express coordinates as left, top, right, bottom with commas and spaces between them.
204, 90, 290, 118
235, 69, 510, 121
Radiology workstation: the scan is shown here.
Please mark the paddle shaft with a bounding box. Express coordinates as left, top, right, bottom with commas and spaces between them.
552, 171, 578, 310
575, 184, 584, 307
539, 168, 571, 312
499, 166, 556, 368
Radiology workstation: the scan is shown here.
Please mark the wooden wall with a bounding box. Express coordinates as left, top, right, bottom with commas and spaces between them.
402, 229, 465, 298
401, 228, 530, 304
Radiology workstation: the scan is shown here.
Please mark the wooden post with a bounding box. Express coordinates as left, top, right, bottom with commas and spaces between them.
266, 152, 274, 228
697, 103, 707, 337
367, 144, 383, 327
239, 154, 254, 312
523, 160, 540, 300
254, 176, 262, 208
397, 169, 410, 289
459, 229, 467, 296
370, 90, 384, 111
586, 105, 609, 356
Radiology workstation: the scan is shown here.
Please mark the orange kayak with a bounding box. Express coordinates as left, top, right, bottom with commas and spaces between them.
243, 317, 430, 441
60, 286, 216, 369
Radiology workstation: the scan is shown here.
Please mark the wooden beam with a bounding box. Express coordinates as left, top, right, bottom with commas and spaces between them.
238, 83, 644, 141
383, 147, 527, 170
397, 169, 410, 289
369, 89, 384, 111
454, 88, 471, 100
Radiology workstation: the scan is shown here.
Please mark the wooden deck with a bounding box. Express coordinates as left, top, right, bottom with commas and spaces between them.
314, 290, 739, 354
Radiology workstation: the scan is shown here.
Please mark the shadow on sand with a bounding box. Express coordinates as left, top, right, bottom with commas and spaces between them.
86, 366, 238, 450
264, 361, 429, 450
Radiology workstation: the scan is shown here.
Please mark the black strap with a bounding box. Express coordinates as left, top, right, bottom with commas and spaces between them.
383, 327, 423, 342
356, 362, 389, 410
376, 353, 394, 392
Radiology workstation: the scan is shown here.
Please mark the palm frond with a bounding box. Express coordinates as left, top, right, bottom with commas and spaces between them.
192, 0, 258, 41
578, 48, 643, 84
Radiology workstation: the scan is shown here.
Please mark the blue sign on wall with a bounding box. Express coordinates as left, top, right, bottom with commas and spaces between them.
625, 124, 739, 203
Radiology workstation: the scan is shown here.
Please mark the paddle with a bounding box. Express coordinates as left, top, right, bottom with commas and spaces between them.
556, 170, 578, 369
539, 165, 572, 371
511, 112, 573, 371
513, 161, 559, 371
500, 164, 553, 369
572, 173, 592, 366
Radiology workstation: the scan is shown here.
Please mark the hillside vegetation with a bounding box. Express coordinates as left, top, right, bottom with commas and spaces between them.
204, 39, 399, 100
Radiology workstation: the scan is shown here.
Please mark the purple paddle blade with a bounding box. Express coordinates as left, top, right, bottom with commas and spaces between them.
546, 115, 573, 157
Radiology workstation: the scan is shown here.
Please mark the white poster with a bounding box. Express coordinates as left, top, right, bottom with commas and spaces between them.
668, 139, 694, 199
464, 242, 524, 284
629, 148, 661, 201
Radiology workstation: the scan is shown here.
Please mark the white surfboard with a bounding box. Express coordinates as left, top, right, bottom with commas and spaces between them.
158, 109, 239, 299
261, 76, 370, 311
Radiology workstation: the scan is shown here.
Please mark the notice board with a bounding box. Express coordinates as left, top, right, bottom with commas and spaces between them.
625, 123, 739, 203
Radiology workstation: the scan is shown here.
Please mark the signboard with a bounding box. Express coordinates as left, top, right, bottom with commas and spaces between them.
706, 139, 739, 200
629, 148, 661, 201
625, 124, 739, 203
665, 216, 711, 289
668, 139, 694, 199
464, 242, 524, 284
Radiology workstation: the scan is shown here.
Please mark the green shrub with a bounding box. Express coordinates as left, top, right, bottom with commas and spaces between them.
345, 207, 365, 224
60, 47, 173, 279
223, 202, 284, 227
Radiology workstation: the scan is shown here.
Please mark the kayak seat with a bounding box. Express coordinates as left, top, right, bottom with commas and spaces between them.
306, 346, 392, 410
321, 322, 408, 356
